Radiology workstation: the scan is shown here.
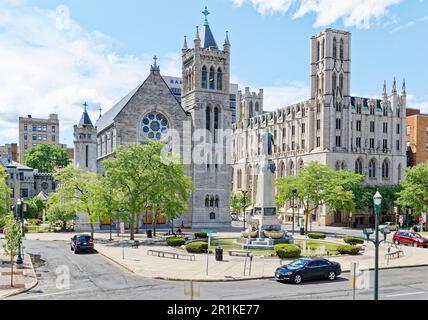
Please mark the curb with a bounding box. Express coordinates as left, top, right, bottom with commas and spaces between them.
97, 250, 136, 274
1, 253, 39, 299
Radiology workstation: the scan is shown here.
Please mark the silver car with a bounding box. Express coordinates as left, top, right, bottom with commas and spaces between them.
379, 222, 398, 231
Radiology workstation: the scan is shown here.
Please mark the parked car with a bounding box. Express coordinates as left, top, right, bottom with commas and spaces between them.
393, 231, 428, 248
412, 224, 424, 233
379, 222, 398, 231
275, 258, 342, 284
71, 234, 95, 254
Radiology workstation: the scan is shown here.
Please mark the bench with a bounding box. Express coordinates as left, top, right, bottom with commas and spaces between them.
385, 250, 404, 262
228, 251, 253, 258
147, 249, 195, 261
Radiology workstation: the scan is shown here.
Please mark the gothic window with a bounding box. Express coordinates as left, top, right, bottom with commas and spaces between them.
209, 67, 215, 90
205, 196, 210, 208
339, 74, 344, 94
382, 159, 390, 179
202, 66, 208, 89
280, 162, 286, 178
215, 196, 219, 208
142, 112, 169, 141
214, 107, 220, 143
340, 39, 344, 60
217, 68, 223, 91
210, 196, 214, 207
341, 162, 347, 170
370, 105, 375, 115
333, 37, 337, 59
354, 159, 364, 178
289, 161, 295, 176
206, 106, 211, 132
332, 73, 337, 93
255, 102, 260, 114
85, 145, 89, 168
249, 101, 254, 118
369, 159, 376, 179
397, 108, 401, 118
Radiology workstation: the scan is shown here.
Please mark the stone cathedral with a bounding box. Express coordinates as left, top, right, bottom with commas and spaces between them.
232, 29, 407, 227
74, 8, 232, 229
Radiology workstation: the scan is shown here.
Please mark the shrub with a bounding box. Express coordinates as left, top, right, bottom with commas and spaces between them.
307, 232, 326, 240
194, 232, 208, 239
167, 237, 186, 247
337, 245, 360, 255
344, 237, 365, 246
186, 241, 208, 254
275, 244, 302, 259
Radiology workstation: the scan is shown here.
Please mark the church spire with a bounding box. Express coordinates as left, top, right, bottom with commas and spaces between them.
402, 79, 406, 95
199, 7, 217, 48
224, 31, 230, 45
183, 35, 188, 50
150, 55, 160, 73
79, 101, 93, 127
383, 80, 387, 98
392, 77, 397, 94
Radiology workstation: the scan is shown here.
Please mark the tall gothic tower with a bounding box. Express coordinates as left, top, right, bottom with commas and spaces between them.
310, 29, 351, 152
74, 103, 97, 173
181, 7, 232, 228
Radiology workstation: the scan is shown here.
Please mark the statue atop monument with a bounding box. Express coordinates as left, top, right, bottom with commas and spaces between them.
261, 128, 275, 156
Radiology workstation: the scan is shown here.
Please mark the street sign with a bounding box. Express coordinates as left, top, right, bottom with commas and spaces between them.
423, 213, 427, 224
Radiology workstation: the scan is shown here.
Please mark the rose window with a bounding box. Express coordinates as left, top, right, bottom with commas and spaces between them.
142, 112, 169, 140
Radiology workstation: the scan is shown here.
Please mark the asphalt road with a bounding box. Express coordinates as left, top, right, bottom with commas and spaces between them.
5, 240, 428, 300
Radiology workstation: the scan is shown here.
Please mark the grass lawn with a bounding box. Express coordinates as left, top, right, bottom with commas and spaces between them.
26, 225, 50, 233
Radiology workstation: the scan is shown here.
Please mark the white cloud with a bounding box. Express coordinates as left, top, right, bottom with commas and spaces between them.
0, 3, 181, 145
232, 0, 404, 29
407, 94, 428, 114
390, 21, 416, 32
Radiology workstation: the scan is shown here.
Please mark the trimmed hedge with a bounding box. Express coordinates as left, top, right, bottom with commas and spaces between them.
337, 245, 360, 255
167, 237, 186, 247
344, 237, 365, 246
194, 232, 208, 239
275, 244, 302, 259
186, 241, 208, 254
307, 232, 327, 240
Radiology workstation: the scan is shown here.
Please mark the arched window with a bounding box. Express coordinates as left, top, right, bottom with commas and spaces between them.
369, 159, 376, 179
333, 37, 337, 59
205, 196, 210, 208
217, 68, 223, 91
206, 106, 211, 132
210, 196, 214, 207
397, 108, 401, 118
202, 66, 208, 89
339, 74, 344, 94
332, 73, 337, 93
255, 102, 259, 114
209, 67, 215, 90
340, 38, 344, 60
382, 159, 390, 179
280, 162, 286, 178
289, 161, 295, 176
322, 38, 325, 59
249, 101, 254, 118
317, 41, 320, 61
214, 107, 219, 143
355, 159, 363, 174
215, 196, 219, 208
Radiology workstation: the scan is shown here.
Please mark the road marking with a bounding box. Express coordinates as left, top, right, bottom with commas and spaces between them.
16, 288, 88, 300
386, 291, 425, 298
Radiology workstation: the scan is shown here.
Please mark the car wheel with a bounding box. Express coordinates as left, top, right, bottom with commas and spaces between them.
328, 271, 337, 281
394, 240, 400, 245
293, 274, 303, 285
413, 242, 418, 248
71, 246, 74, 251
74, 249, 79, 254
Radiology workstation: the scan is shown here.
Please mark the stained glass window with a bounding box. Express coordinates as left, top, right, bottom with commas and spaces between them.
142, 112, 169, 141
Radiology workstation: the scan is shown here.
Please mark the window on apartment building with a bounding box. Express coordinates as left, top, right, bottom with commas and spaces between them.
52, 135, 56, 142
336, 119, 341, 130
397, 140, 401, 151
383, 139, 388, 150
356, 120, 361, 132
317, 120, 321, 131
43, 125, 47, 131
32, 125, 37, 131
316, 137, 321, 148
336, 136, 341, 147
370, 122, 375, 133
370, 139, 375, 149
356, 137, 361, 148
24, 124, 28, 131
397, 124, 400, 135
32, 135, 37, 141
383, 123, 388, 134
38, 135, 42, 141
24, 135, 28, 141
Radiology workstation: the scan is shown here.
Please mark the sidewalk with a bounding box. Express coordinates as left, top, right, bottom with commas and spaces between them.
26, 232, 428, 282
0, 252, 38, 299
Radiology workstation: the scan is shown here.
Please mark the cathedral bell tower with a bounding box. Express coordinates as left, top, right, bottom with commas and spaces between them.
181, 7, 232, 228
74, 102, 97, 173
310, 29, 351, 151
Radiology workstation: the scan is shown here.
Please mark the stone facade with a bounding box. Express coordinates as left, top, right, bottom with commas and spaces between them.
232, 29, 407, 227
73, 106, 98, 173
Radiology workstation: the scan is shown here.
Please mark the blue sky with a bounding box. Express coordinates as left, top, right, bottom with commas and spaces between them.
0, 0, 427, 147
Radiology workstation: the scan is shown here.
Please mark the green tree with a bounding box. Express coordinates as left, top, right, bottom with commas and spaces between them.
230, 193, 243, 216
397, 164, 428, 216
0, 167, 11, 223
24, 144, 70, 173
47, 193, 77, 231
51, 166, 99, 238
2, 213, 22, 287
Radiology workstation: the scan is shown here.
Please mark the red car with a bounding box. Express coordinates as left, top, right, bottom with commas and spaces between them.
393, 231, 428, 248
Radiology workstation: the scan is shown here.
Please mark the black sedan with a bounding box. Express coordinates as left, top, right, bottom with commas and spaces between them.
275, 258, 341, 284
71, 234, 95, 254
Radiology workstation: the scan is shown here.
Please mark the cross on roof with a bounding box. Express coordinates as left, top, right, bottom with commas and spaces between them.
153, 55, 158, 67
98, 106, 102, 118
83, 101, 88, 112
202, 6, 210, 26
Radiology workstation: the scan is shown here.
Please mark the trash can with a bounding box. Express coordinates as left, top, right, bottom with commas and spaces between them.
300, 227, 305, 236
147, 230, 152, 239
215, 247, 223, 262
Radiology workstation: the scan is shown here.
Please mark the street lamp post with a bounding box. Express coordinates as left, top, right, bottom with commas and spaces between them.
241, 190, 249, 232
291, 189, 297, 235
363, 191, 388, 301
16, 199, 23, 265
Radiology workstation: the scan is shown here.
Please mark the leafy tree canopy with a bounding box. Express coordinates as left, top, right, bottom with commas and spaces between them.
24, 143, 70, 173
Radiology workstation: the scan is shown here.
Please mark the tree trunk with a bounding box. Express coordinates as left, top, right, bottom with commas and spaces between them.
10, 255, 14, 288
63, 220, 67, 232
151, 208, 157, 238
130, 212, 135, 241
90, 223, 94, 241
116, 220, 120, 237
305, 209, 310, 234
135, 211, 141, 234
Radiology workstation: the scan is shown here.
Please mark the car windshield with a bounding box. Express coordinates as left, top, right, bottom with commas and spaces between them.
287, 259, 309, 269
412, 234, 422, 239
